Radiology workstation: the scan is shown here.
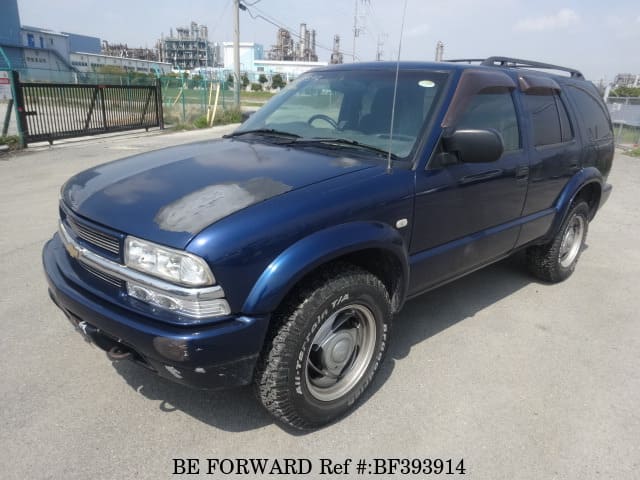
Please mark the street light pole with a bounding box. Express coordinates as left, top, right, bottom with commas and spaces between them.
233, 0, 241, 108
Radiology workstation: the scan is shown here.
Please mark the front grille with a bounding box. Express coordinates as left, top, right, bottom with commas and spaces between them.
66, 216, 120, 255
79, 262, 124, 288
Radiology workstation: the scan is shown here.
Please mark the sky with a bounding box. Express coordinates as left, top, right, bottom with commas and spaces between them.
16, 0, 640, 82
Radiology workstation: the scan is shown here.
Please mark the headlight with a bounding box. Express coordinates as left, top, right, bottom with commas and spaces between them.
124, 236, 214, 287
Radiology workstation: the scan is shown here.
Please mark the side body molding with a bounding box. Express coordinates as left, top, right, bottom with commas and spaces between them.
242, 222, 409, 315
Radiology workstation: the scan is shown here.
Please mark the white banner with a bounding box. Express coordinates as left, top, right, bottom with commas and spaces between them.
0, 71, 12, 101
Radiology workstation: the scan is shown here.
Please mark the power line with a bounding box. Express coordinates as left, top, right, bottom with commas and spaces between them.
207, 0, 232, 38
240, 2, 356, 59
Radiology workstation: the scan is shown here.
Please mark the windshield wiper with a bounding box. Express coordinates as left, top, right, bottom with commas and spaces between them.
224, 129, 301, 139
293, 138, 398, 159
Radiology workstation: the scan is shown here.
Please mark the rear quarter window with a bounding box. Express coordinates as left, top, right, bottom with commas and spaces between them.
565, 85, 613, 142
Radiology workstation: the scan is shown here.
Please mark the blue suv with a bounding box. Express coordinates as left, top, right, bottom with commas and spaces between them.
43, 57, 613, 429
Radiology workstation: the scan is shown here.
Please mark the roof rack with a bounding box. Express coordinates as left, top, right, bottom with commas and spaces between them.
443, 59, 486, 64
443, 56, 584, 79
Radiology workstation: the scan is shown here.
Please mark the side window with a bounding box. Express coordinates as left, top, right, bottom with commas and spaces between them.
565, 86, 613, 142
456, 89, 520, 152
524, 91, 562, 146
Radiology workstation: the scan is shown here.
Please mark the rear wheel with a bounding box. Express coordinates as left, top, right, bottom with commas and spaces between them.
255, 265, 391, 429
527, 201, 589, 282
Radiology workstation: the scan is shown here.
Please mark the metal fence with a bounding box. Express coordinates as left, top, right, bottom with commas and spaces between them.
13, 71, 163, 145
606, 97, 640, 147
160, 75, 231, 125
1, 66, 281, 145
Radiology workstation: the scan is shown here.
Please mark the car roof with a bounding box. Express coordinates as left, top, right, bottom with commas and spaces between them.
314, 58, 589, 85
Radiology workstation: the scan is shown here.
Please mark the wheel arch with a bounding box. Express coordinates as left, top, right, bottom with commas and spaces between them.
242, 222, 409, 316
550, 167, 603, 237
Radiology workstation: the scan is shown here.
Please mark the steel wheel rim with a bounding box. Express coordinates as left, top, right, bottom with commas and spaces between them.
559, 215, 585, 268
304, 303, 377, 402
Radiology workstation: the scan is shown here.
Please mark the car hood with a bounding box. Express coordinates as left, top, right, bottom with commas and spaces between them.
62, 138, 374, 249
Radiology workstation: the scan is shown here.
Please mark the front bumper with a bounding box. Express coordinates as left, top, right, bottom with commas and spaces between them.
43, 235, 270, 389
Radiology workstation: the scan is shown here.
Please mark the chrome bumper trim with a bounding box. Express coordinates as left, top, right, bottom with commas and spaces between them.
58, 221, 224, 301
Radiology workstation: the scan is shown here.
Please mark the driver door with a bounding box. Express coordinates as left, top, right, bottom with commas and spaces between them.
409, 86, 529, 296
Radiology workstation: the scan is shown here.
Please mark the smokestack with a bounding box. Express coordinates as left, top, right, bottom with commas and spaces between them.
435, 41, 444, 62
311, 29, 316, 58
299, 23, 306, 59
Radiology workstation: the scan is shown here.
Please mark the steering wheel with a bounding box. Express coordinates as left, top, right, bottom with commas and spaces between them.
308, 114, 338, 129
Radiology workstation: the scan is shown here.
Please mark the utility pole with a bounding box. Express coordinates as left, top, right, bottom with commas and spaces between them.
352, 0, 369, 62
376, 34, 386, 61
233, 0, 241, 108
352, 0, 358, 62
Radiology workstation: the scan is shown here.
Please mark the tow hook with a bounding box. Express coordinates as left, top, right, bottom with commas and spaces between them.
107, 346, 132, 361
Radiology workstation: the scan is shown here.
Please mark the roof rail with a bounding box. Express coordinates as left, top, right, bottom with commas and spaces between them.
443, 59, 485, 64
443, 56, 584, 79
482, 56, 583, 78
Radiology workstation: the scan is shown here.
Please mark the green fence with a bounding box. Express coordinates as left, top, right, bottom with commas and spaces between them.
160, 75, 232, 126
159, 74, 274, 126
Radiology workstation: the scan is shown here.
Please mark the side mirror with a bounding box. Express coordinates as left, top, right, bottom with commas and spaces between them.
442, 129, 504, 163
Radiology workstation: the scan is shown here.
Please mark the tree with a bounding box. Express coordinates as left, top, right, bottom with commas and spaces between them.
241, 73, 250, 88
251, 82, 262, 91
96, 65, 126, 75
227, 73, 234, 86
610, 86, 640, 97
271, 73, 286, 89
258, 74, 268, 85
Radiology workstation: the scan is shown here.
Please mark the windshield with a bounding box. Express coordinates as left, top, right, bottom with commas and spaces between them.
235, 68, 449, 159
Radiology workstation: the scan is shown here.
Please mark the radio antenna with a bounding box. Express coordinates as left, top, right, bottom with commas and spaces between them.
386, 0, 409, 174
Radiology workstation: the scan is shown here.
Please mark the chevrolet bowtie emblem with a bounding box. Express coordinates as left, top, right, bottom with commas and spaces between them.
65, 241, 80, 259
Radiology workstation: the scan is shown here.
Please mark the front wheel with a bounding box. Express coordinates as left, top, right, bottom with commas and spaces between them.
255, 265, 391, 429
526, 201, 589, 282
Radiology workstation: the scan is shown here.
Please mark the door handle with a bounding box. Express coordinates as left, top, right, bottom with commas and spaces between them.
515, 166, 529, 182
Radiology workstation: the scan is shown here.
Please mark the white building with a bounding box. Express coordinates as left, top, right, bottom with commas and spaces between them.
20, 26, 71, 71
253, 59, 327, 80
222, 42, 264, 71
222, 41, 326, 82
613, 73, 640, 88
21, 26, 70, 58
69, 52, 172, 75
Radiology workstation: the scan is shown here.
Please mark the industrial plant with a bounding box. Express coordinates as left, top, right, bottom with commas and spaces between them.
101, 41, 160, 62
158, 22, 218, 70
267, 24, 318, 62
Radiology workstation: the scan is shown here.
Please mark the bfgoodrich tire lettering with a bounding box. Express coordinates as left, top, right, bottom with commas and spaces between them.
254, 264, 391, 429
526, 201, 590, 282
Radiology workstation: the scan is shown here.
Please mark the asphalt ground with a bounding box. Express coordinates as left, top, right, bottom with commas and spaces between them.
0, 128, 638, 479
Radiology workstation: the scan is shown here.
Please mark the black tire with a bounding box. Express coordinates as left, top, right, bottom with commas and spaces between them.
526, 201, 589, 282
254, 264, 391, 430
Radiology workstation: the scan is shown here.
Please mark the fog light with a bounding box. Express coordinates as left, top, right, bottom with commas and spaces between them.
127, 283, 152, 302
127, 283, 183, 311
154, 294, 181, 311
126, 281, 230, 320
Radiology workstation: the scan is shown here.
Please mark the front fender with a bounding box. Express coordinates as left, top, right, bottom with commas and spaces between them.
242, 222, 409, 315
